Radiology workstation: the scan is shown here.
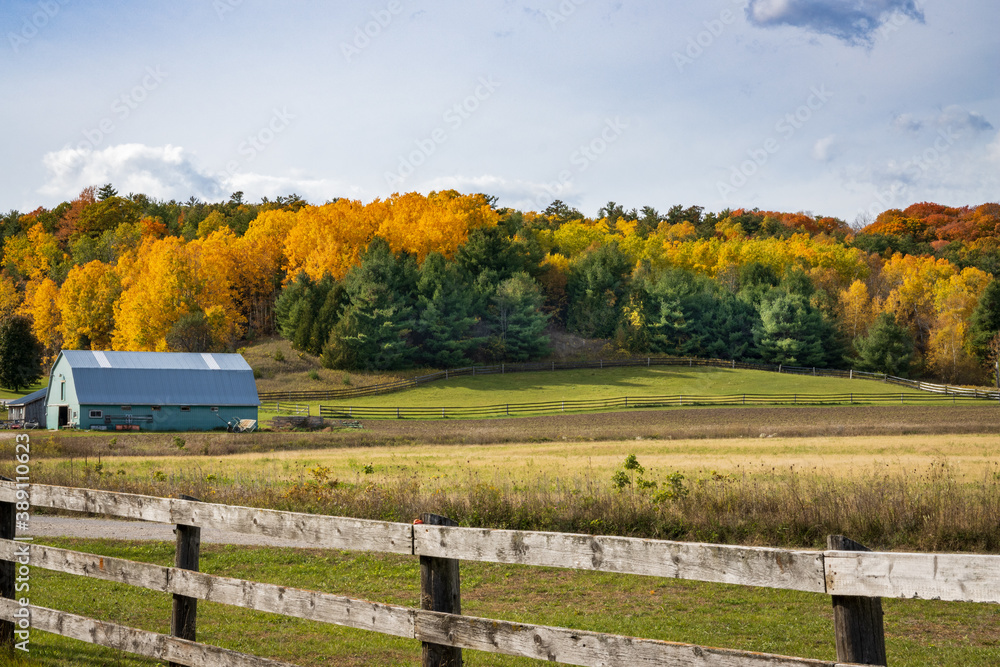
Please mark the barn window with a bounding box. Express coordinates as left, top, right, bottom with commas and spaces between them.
60, 381, 66, 401
211, 407, 219, 412
121, 406, 132, 411
151, 406, 161, 411
180, 406, 191, 412
89, 410, 102, 419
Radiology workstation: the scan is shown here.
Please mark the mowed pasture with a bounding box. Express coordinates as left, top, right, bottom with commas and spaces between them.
258, 366, 948, 422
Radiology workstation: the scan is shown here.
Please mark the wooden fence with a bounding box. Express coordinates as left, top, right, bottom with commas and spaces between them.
319, 390, 993, 420
3, 483, 1000, 666
258, 355, 1000, 404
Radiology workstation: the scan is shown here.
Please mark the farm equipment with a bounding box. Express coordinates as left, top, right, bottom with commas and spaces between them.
228, 418, 258, 433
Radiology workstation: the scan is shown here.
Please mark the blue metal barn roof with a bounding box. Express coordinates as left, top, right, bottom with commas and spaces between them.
55, 351, 260, 406
6, 387, 48, 407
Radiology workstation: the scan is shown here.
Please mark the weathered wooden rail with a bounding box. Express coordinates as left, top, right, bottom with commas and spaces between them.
2, 483, 999, 666
319, 390, 991, 420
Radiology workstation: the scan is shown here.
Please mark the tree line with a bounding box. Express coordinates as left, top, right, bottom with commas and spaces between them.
1, 188, 999, 387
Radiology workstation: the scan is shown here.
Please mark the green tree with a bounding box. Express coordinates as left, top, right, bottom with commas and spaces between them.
165, 311, 213, 353
411, 253, 483, 367
488, 272, 550, 361
275, 274, 345, 357
753, 293, 830, 367
96, 183, 118, 201
76, 196, 141, 238
0, 316, 43, 392
854, 313, 915, 377
321, 238, 416, 370
566, 243, 632, 339
968, 278, 1000, 364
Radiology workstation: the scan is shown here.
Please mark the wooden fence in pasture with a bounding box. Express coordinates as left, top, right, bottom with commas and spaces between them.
258, 355, 1000, 405
320, 390, 994, 420
4, 484, 1000, 665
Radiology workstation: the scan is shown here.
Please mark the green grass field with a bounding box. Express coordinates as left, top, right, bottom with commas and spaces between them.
10, 538, 1000, 667
257, 366, 940, 423
328, 367, 929, 406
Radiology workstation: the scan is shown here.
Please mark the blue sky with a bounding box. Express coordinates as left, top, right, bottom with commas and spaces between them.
2, 0, 997, 222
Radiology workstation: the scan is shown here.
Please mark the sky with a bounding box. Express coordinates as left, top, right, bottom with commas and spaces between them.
2, 0, 998, 223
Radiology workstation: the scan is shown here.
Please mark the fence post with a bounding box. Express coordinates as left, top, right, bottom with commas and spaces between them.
420, 513, 462, 667
828, 535, 886, 665
0, 479, 14, 652
170, 494, 202, 667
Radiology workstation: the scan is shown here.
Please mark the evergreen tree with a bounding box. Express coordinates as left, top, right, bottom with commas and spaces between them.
969, 278, 1000, 364
275, 274, 345, 357
0, 316, 43, 392
753, 293, 829, 367
854, 313, 915, 377
411, 253, 483, 367
566, 242, 632, 339
321, 238, 416, 370
488, 273, 550, 361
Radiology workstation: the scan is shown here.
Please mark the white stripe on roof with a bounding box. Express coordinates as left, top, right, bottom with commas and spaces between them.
92, 350, 112, 368
201, 353, 221, 370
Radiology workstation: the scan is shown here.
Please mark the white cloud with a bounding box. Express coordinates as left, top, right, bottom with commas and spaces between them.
745, 0, 924, 46
936, 105, 994, 134
40, 144, 223, 201
812, 135, 838, 161
38, 143, 365, 205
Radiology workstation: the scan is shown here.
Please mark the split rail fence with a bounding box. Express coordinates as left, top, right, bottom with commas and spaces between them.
259, 355, 1000, 404
3, 484, 1000, 665
319, 390, 993, 420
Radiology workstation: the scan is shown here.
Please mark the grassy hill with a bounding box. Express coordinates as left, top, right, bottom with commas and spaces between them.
330, 366, 928, 408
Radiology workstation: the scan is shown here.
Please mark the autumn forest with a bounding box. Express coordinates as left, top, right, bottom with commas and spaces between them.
3, 186, 1000, 387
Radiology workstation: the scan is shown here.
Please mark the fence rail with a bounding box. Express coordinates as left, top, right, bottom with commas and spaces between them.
258, 355, 1000, 405
3, 482, 999, 666
260, 401, 310, 416
319, 390, 994, 420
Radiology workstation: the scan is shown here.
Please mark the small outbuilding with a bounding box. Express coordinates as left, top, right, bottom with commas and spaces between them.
46, 350, 259, 431
7, 388, 47, 428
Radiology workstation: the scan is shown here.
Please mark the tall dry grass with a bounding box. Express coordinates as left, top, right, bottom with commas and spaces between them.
14, 456, 1000, 553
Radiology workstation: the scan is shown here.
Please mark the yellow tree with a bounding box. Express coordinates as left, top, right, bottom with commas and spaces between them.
112, 236, 244, 351
19, 278, 62, 363
58, 261, 121, 350
0, 275, 21, 320
879, 253, 957, 355
283, 200, 382, 281
927, 267, 991, 383
2, 222, 66, 282
377, 191, 498, 262
838, 279, 877, 343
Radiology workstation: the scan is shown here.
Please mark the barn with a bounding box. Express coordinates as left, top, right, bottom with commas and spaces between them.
7, 388, 47, 428
46, 350, 259, 432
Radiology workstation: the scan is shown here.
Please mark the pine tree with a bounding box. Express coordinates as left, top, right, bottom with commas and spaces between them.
753, 293, 828, 367
854, 313, 915, 377
969, 278, 1000, 364
321, 238, 416, 370
566, 242, 632, 338
489, 273, 550, 361
0, 316, 43, 392
411, 253, 483, 367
